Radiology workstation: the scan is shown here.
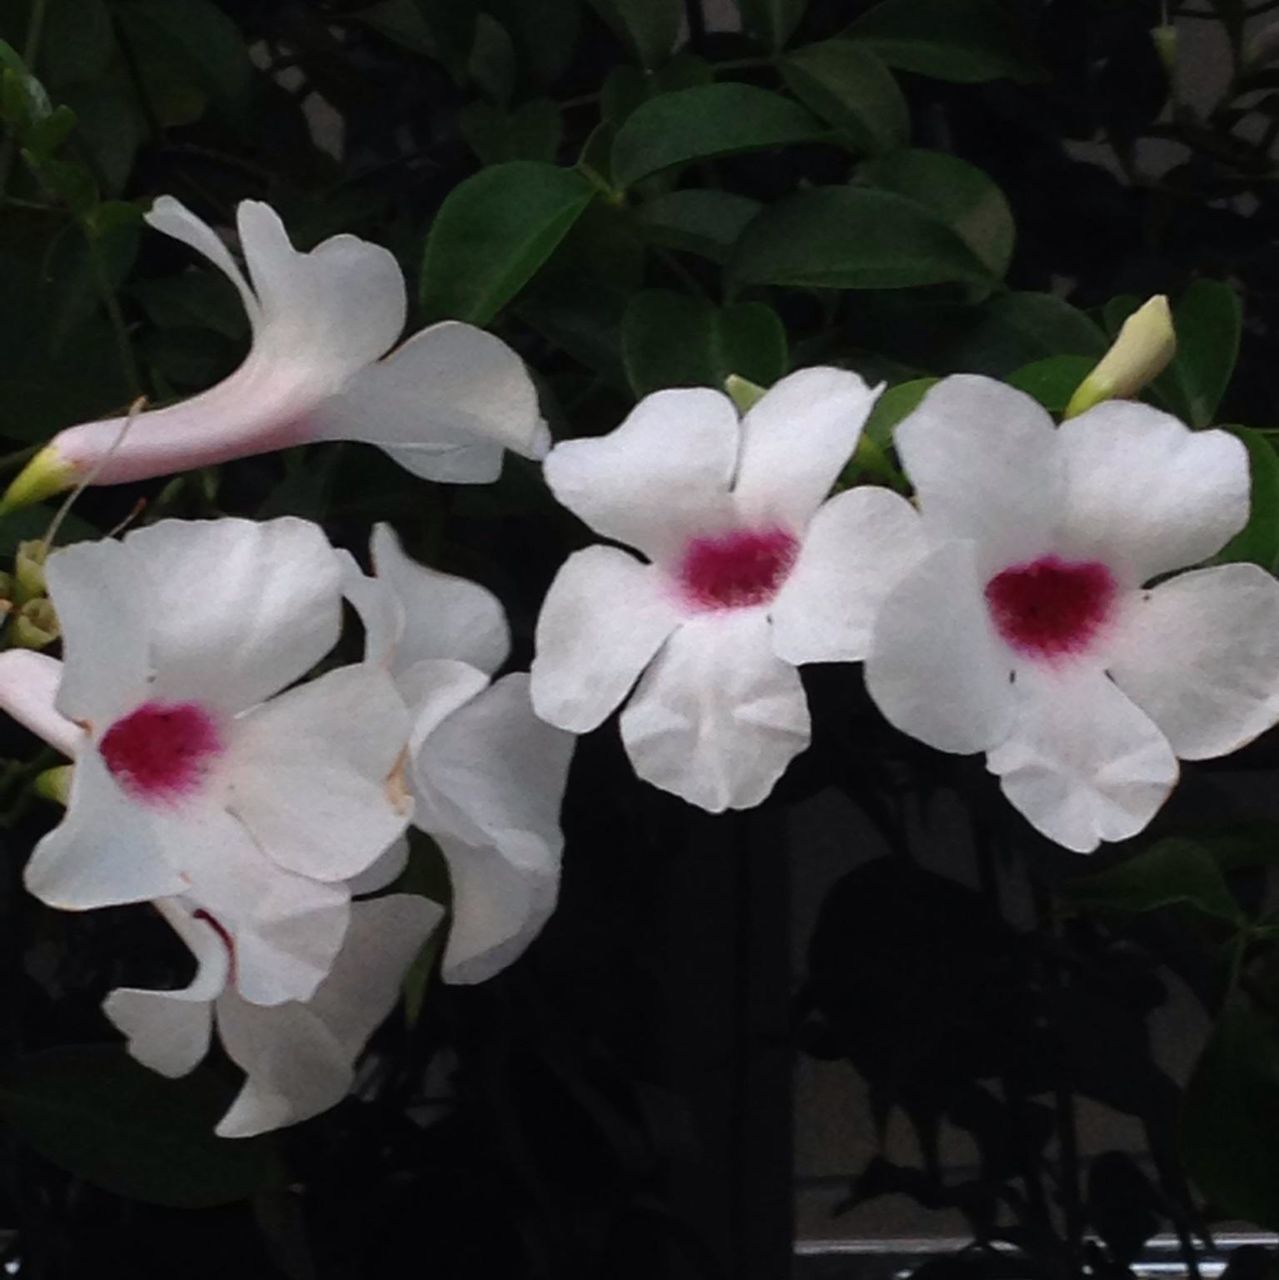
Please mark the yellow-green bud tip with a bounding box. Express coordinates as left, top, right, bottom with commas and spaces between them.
1064, 295, 1175, 420
0, 445, 77, 517
33, 765, 73, 806
725, 374, 767, 415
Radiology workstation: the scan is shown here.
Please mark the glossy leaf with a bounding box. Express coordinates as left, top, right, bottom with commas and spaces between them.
846, 0, 1045, 84
782, 40, 908, 155
730, 185, 994, 291
420, 161, 596, 324
737, 0, 808, 50
1154, 279, 1242, 428
1062, 837, 1245, 925
638, 189, 762, 263
1007, 355, 1094, 413
622, 288, 788, 397
587, 0, 680, 68
1183, 1000, 1279, 1228
864, 376, 937, 448
459, 98, 562, 164
611, 83, 824, 189
1218, 428, 1279, 572
859, 149, 1014, 281
0, 1047, 285, 1208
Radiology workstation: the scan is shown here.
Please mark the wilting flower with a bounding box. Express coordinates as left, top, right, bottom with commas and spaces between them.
342, 524, 575, 983
865, 375, 1279, 852
530, 368, 924, 812
19, 517, 411, 1004
0, 197, 548, 511
104, 892, 440, 1138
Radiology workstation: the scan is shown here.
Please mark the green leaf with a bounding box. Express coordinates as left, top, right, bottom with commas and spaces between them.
847, 0, 1045, 84
621, 288, 788, 397
1154, 280, 1242, 428
611, 83, 824, 189
1007, 355, 1095, 413
1063, 837, 1245, 925
1218, 427, 1279, 572
467, 13, 515, 103
39, 0, 114, 88
459, 97, 562, 164
419, 161, 596, 325
131, 270, 249, 343
409, 0, 479, 76
0, 503, 98, 555
729, 185, 994, 291
1183, 1000, 1279, 1228
737, 0, 808, 50
951, 292, 1108, 368
487, 0, 582, 85
45, 201, 143, 349
858, 149, 1014, 282
587, 0, 680, 68
0, 1047, 285, 1207
638, 189, 762, 263
864, 376, 937, 448
781, 41, 908, 156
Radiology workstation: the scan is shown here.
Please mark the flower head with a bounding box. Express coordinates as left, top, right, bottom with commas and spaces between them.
0, 197, 548, 511
865, 375, 1279, 852
16, 517, 411, 1005
342, 524, 575, 984
530, 368, 924, 812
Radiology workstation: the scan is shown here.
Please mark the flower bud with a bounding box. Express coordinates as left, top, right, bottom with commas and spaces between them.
33, 765, 72, 806
10, 597, 58, 650
14, 540, 46, 603
0, 443, 77, 515
1064, 295, 1175, 420
725, 374, 767, 415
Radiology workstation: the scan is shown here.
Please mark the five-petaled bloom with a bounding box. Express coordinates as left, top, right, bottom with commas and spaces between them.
865, 375, 1279, 852
22, 517, 412, 1006
0, 196, 549, 512
342, 524, 575, 984
530, 368, 925, 812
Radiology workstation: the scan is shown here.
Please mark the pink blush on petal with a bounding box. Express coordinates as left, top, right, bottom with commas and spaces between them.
985, 555, 1117, 662
99, 701, 223, 803
678, 527, 799, 610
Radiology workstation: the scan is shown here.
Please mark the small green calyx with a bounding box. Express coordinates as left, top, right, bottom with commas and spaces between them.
725, 374, 768, 415
0, 445, 77, 517
14, 540, 46, 603
10, 598, 58, 650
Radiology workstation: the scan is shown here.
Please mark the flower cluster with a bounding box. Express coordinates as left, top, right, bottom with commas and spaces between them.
3, 196, 1278, 1136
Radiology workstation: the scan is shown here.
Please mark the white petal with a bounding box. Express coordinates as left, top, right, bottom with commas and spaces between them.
126, 517, 343, 714
44, 539, 150, 725
215, 893, 440, 1138
400, 659, 491, 751
0, 651, 84, 757
237, 201, 405, 379
865, 540, 1015, 754
895, 375, 1060, 571
437, 834, 558, 986
336, 547, 403, 671
733, 367, 881, 529
987, 665, 1178, 853
371, 524, 510, 676
415, 673, 573, 878
23, 749, 188, 909
1107, 564, 1279, 759
543, 388, 739, 563
226, 665, 410, 882
530, 546, 683, 733
309, 322, 547, 479
619, 610, 810, 813
346, 834, 410, 896
770, 487, 928, 664
1055, 403, 1249, 584
102, 898, 229, 1078
145, 196, 260, 327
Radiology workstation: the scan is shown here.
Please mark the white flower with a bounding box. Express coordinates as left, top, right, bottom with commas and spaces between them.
104, 892, 441, 1138
342, 524, 575, 984
19, 517, 412, 1005
0, 197, 548, 511
529, 368, 923, 812
865, 375, 1279, 853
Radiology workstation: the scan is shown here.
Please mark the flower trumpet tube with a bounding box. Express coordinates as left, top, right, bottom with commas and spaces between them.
0, 198, 549, 513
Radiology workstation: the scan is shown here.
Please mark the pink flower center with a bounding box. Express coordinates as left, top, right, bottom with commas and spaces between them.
99, 701, 223, 803
985, 555, 1116, 661
679, 527, 799, 610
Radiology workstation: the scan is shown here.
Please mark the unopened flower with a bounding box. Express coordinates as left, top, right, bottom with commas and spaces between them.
105, 892, 440, 1138
17, 517, 411, 1004
865, 375, 1279, 852
343, 524, 575, 984
1064, 295, 1175, 419
0, 197, 549, 512
530, 368, 924, 812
